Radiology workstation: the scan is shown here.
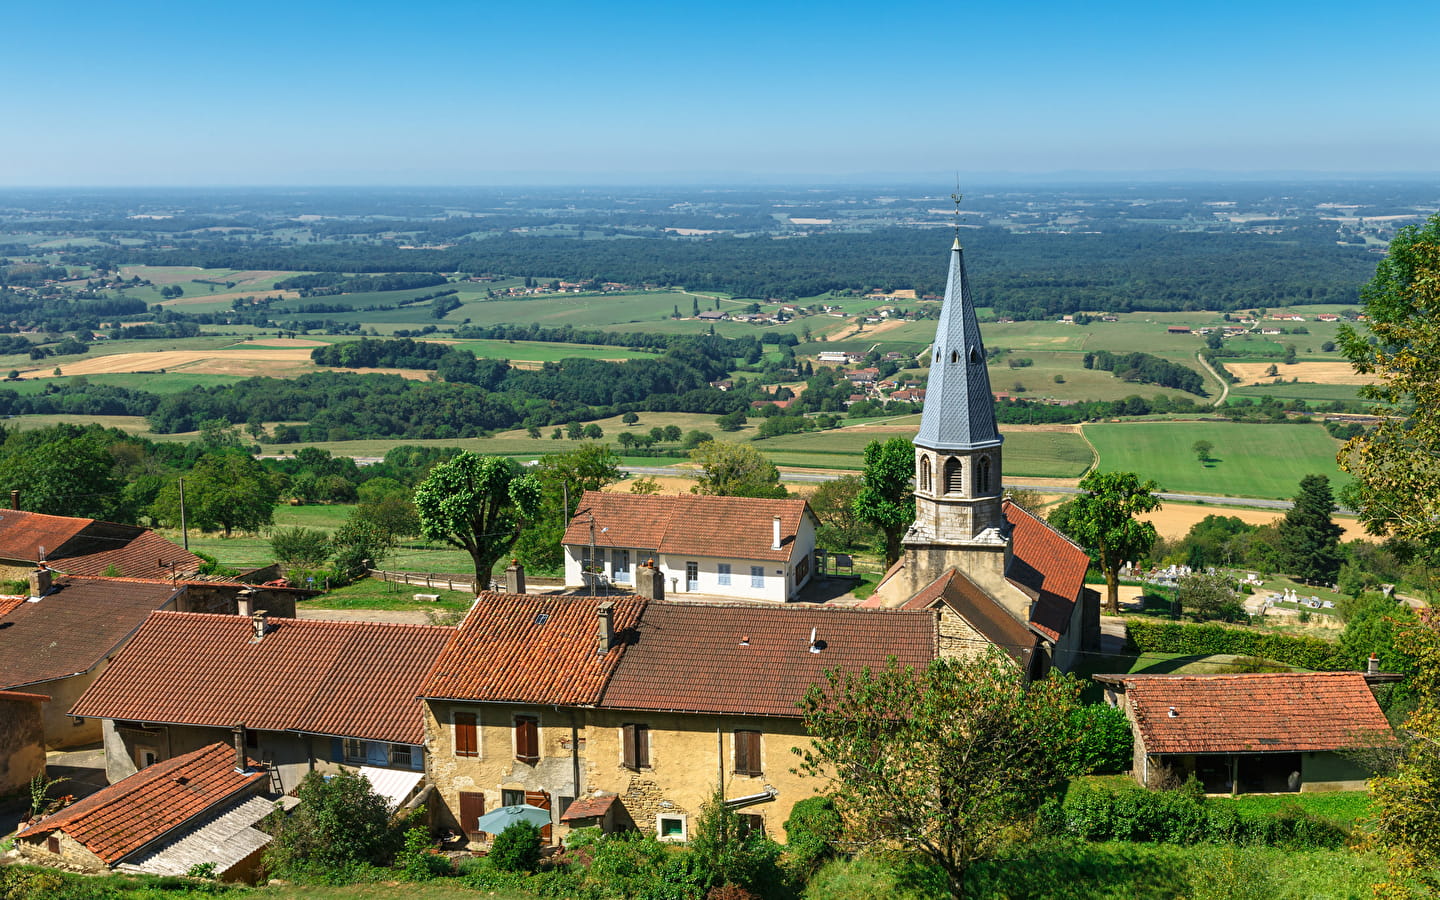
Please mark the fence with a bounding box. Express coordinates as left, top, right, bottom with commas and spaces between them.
367, 569, 479, 593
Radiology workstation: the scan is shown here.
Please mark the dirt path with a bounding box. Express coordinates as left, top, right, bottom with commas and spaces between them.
1197, 352, 1230, 407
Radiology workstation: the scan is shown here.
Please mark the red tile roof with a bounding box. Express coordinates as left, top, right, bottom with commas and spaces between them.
0, 577, 182, 690
1116, 672, 1393, 754
909, 569, 1039, 663
422, 592, 643, 705
71, 613, 452, 744
560, 794, 617, 821
601, 602, 937, 718
562, 492, 813, 563
17, 742, 264, 864
1003, 500, 1089, 640
0, 689, 49, 703
0, 510, 200, 579
0, 595, 25, 618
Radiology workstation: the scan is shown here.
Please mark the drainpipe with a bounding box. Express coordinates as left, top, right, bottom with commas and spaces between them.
717, 727, 724, 798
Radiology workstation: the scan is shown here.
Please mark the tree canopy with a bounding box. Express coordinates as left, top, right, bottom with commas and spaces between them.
152, 451, 278, 537
688, 441, 786, 499
1049, 470, 1162, 615
413, 452, 542, 581
853, 437, 916, 568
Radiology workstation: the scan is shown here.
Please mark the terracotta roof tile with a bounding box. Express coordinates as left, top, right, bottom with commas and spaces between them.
0, 595, 25, 617
562, 492, 813, 562
914, 569, 1040, 663
1117, 672, 1393, 754
601, 602, 937, 718
0, 689, 49, 703
71, 613, 451, 744
1004, 500, 1089, 639
560, 794, 617, 821
422, 593, 643, 705
0, 577, 181, 690
17, 742, 264, 864
0, 510, 200, 579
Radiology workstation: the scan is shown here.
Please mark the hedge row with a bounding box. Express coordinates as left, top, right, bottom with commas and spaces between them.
1125, 618, 1346, 671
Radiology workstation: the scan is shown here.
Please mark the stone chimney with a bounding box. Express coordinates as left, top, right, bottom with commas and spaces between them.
634, 558, 664, 601
1367, 653, 1380, 676
28, 564, 52, 600
231, 723, 248, 771
250, 610, 269, 643
505, 560, 526, 595
597, 601, 615, 654
236, 588, 255, 618
10, 489, 19, 510
772, 516, 782, 551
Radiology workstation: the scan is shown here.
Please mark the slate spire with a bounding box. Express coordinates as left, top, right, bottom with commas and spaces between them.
913, 236, 1002, 452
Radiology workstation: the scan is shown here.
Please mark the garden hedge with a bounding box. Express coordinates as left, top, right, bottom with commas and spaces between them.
1124, 619, 1346, 671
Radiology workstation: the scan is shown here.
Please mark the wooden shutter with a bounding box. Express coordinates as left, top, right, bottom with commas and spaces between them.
622, 723, 650, 769
458, 791, 485, 837
734, 730, 762, 776
622, 724, 638, 769
525, 790, 553, 843
516, 716, 539, 763
454, 712, 478, 758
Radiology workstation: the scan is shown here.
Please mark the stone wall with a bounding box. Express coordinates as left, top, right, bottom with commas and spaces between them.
15, 826, 107, 872
0, 693, 46, 795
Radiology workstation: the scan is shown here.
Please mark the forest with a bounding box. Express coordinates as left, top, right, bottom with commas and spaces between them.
1083, 350, 1209, 394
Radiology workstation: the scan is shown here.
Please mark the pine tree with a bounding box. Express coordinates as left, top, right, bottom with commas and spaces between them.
1278, 474, 1344, 584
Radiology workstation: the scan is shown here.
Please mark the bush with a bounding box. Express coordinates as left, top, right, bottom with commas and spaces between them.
1125, 618, 1346, 670
783, 796, 843, 876
264, 769, 402, 881
490, 821, 543, 872
1068, 705, 1134, 775
395, 826, 453, 881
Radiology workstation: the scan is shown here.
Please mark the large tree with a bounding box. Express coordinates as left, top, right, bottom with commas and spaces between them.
153, 451, 279, 537
513, 443, 623, 573
413, 452, 542, 582
688, 440, 786, 499
1049, 470, 1161, 615
0, 433, 124, 521
797, 649, 1082, 897
1277, 474, 1344, 584
1338, 214, 1440, 576
852, 437, 915, 568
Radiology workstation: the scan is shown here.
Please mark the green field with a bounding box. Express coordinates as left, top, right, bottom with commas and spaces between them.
1084, 421, 1349, 499
3, 372, 247, 394
1230, 381, 1368, 403
755, 426, 1093, 477
443, 339, 657, 362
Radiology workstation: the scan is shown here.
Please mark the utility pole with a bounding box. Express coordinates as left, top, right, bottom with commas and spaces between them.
177, 477, 189, 551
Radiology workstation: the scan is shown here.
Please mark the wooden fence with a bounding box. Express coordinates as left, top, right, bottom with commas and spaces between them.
365, 569, 569, 594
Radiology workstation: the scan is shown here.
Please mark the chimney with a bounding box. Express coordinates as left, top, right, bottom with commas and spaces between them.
28, 564, 52, 600
1168, 706, 1178, 718
250, 610, 268, 643
505, 560, 526, 595
772, 516, 782, 551
597, 601, 615, 654
634, 559, 664, 601
1367, 653, 1380, 676
236, 588, 254, 618
10, 489, 18, 510
231, 723, 248, 771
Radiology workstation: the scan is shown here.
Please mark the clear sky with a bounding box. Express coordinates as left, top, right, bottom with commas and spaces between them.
3, 0, 1436, 185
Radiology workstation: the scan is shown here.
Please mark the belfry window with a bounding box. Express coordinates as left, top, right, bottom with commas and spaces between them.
976, 456, 992, 494
944, 457, 963, 495
970, 346, 982, 364
919, 456, 932, 492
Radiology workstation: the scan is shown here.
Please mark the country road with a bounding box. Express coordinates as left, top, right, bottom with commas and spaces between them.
1196, 351, 1230, 407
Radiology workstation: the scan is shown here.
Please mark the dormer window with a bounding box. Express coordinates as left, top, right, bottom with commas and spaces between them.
969, 347, 982, 364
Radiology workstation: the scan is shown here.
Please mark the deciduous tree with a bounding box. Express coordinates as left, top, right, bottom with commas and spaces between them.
1049, 470, 1161, 615
797, 649, 1082, 897
689, 441, 786, 499
852, 437, 915, 568
514, 444, 623, 573
153, 451, 279, 537
413, 452, 541, 582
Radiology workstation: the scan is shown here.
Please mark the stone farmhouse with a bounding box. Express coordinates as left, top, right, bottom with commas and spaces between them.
561, 493, 818, 602
865, 235, 1101, 673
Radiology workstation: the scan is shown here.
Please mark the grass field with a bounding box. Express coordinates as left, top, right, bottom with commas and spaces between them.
443, 339, 657, 362
2, 372, 247, 394
1084, 421, 1349, 499
755, 426, 1093, 477
1230, 381, 1368, 403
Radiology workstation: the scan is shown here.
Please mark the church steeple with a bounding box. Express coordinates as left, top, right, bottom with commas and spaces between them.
913, 236, 1002, 452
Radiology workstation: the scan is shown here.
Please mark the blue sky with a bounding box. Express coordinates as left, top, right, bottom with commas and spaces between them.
3, 0, 1436, 185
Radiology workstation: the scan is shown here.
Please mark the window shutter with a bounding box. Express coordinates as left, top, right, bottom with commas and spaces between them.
735, 730, 762, 776
458, 791, 485, 836
636, 724, 650, 768
516, 716, 539, 763
454, 712, 478, 758
524, 790, 553, 843
622, 724, 638, 769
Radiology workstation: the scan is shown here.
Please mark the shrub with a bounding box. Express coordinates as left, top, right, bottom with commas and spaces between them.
690, 790, 783, 895
490, 821, 543, 872
264, 769, 402, 881
1068, 705, 1134, 775
1125, 618, 1346, 670
783, 796, 843, 876
395, 826, 453, 881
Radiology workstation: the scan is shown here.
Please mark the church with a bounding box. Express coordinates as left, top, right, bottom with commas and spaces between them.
862, 232, 1102, 676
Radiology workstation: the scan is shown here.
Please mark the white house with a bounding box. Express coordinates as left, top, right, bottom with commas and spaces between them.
561, 492, 818, 602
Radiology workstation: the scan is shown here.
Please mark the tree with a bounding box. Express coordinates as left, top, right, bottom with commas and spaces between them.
622, 411, 639, 425
1192, 439, 1214, 464
1049, 470, 1161, 615
1283, 344, 1298, 365
331, 516, 394, 582
265, 769, 401, 880
689, 441, 786, 499
269, 527, 331, 574
852, 437, 915, 568
413, 452, 542, 581
808, 474, 873, 549
1278, 474, 1344, 584
1338, 215, 1440, 570
583, 423, 603, 440
0, 433, 124, 520
797, 649, 1083, 897
514, 443, 623, 573
1176, 571, 1242, 622
153, 451, 279, 537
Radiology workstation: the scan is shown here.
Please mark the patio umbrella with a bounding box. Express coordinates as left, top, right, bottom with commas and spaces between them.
473, 803, 552, 834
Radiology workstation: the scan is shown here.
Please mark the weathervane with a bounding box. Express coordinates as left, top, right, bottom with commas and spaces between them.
950, 178, 964, 240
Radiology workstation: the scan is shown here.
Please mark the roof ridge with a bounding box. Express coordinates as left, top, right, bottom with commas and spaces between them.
1003, 497, 1088, 555
144, 609, 453, 633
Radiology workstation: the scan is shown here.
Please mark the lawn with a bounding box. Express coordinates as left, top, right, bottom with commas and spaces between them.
306, 576, 474, 613
1083, 421, 1349, 499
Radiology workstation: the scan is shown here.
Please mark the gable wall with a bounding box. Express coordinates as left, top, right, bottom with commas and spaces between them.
0, 695, 45, 794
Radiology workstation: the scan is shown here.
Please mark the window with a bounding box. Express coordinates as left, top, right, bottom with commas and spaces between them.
622, 723, 650, 770
975, 455, 992, 494
615, 549, 631, 583
686, 561, 699, 591
717, 563, 731, 586
919, 455, 932, 492
502, 789, 525, 807
459, 791, 486, 836
657, 814, 687, 841
343, 738, 368, 764
734, 730, 763, 776
515, 715, 540, 764
750, 566, 764, 589
944, 457, 963, 494
454, 712, 478, 758
47, 836, 60, 855
795, 554, 810, 585
559, 796, 575, 818
389, 744, 413, 768
738, 814, 764, 838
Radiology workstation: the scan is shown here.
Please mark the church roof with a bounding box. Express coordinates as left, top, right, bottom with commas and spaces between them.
913, 237, 1002, 452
